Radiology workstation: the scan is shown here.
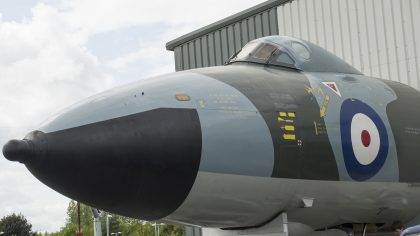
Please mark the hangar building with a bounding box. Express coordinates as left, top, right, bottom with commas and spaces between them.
166, 0, 420, 90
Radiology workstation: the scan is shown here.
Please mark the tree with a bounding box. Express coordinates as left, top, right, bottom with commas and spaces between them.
49, 200, 185, 236
0, 213, 36, 236
50, 201, 93, 236
160, 224, 185, 236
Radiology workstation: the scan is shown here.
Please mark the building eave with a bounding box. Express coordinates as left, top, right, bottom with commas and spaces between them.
165, 0, 291, 51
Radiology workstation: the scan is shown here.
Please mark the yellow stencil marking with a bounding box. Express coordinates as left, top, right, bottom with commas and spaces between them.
283, 134, 296, 140
320, 95, 330, 118
281, 125, 295, 131
305, 86, 313, 94
278, 111, 298, 141
317, 87, 325, 95
278, 117, 294, 123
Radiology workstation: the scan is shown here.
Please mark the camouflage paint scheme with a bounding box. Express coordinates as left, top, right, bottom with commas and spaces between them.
165, 63, 420, 229
4, 36, 420, 233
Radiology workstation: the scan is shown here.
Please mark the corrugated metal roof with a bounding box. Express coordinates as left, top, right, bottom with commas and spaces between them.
165, 0, 291, 51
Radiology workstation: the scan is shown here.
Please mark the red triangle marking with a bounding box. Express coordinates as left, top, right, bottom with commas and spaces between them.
322, 82, 342, 97
327, 83, 337, 92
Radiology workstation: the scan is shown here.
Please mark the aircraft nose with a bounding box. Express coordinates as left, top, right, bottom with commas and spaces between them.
3, 139, 34, 163
2, 108, 202, 221
3, 130, 47, 164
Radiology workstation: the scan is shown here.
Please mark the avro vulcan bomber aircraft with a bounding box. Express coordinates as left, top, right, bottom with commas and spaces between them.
3, 36, 420, 236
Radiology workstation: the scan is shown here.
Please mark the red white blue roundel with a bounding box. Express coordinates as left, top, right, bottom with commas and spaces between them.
340, 99, 388, 181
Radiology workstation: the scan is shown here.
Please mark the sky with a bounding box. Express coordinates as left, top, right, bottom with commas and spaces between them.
0, 0, 266, 232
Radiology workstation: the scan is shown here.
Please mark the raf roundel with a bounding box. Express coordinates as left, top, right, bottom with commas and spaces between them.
340, 99, 389, 181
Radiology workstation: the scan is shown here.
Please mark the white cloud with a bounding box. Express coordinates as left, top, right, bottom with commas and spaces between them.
0, 164, 70, 232
0, 3, 113, 136
59, 0, 264, 35
0, 3, 112, 232
0, 0, 266, 232
105, 39, 174, 78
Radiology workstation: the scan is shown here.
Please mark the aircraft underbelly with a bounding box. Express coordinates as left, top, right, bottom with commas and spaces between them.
166, 171, 420, 229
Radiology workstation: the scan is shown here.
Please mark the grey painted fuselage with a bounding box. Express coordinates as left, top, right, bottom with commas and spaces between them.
37, 63, 420, 230
4, 36, 420, 234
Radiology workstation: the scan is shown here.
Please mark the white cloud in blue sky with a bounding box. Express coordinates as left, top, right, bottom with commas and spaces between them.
0, 0, 39, 21
0, 0, 265, 232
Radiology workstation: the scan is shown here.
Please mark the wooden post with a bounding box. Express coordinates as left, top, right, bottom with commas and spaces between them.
76, 202, 83, 236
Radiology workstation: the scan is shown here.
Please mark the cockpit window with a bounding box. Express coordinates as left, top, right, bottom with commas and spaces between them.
227, 36, 362, 74
273, 51, 295, 65
292, 42, 310, 60
230, 41, 296, 69
235, 42, 259, 60
253, 43, 278, 60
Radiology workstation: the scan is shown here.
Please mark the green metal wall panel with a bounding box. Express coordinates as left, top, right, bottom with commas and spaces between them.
182, 44, 189, 70
241, 20, 249, 44
227, 25, 236, 57
221, 28, 229, 62
172, 5, 279, 71
208, 34, 216, 67
262, 11, 271, 35
269, 7, 278, 35
201, 36, 209, 67
188, 42, 196, 68
248, 17, 256, 40
234, 24, 242, 52
214, 30, 222, 65
255, 14, 264, 38
195, 39, 203, 68
174, 47, 183, 71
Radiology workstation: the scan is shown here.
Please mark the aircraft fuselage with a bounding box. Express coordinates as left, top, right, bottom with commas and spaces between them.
4, 36, 420, 232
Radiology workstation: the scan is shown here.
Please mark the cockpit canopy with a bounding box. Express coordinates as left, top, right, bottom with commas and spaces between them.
228, 36, 362, 75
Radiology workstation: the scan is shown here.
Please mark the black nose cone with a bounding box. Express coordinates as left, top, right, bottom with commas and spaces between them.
3, 131, 46, 164
3, 139, 34, 163
3, 108, 202, 221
